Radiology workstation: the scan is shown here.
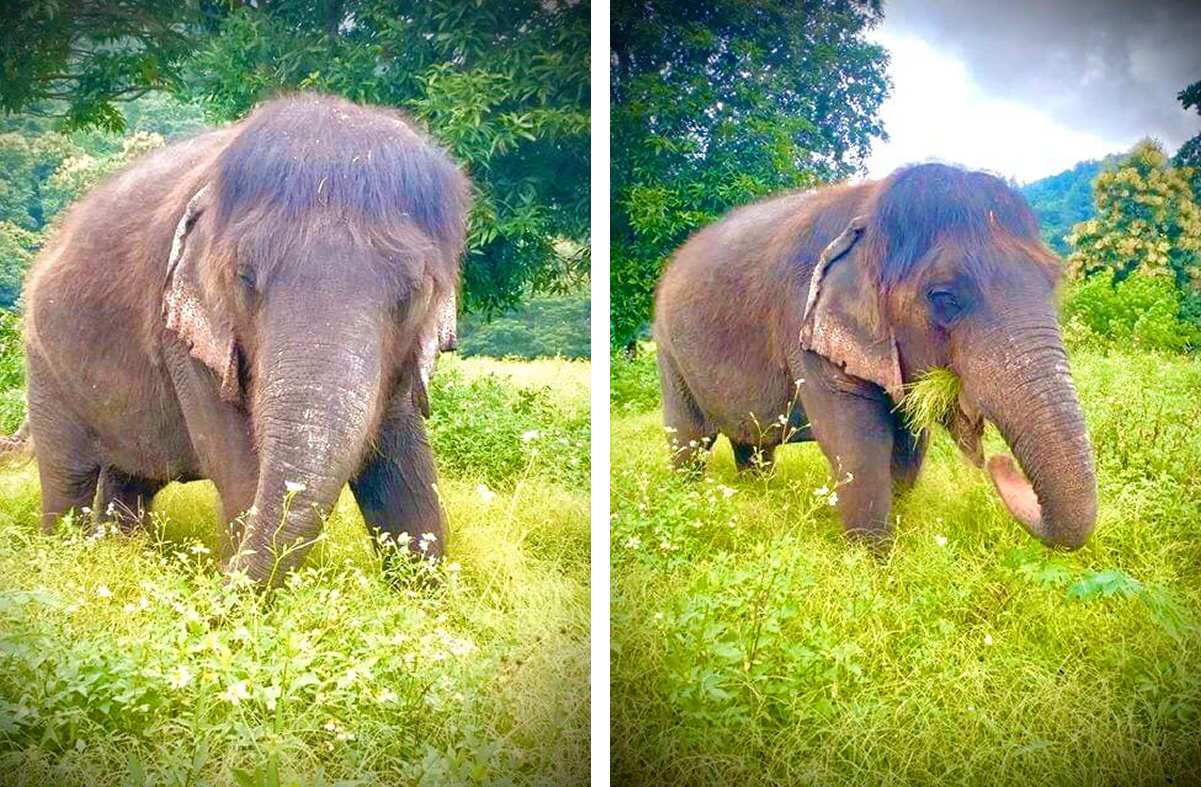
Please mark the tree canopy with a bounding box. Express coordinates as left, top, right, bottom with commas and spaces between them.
609, 0, 890, 349
0, 0, 200, 131
0, 1, 589, 315
1174, 80, 1201, 201
1068, 139, 1201, 329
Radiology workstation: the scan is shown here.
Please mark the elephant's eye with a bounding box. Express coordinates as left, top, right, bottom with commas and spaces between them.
927, 288, 964, 325
236, 265, 257, 292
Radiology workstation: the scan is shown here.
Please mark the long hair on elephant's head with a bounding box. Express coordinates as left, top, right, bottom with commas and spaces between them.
859, 163, 1061, 291
203, 93, 470, 301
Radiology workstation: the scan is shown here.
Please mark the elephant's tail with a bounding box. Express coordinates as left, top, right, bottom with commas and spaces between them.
0, 416, 32, 465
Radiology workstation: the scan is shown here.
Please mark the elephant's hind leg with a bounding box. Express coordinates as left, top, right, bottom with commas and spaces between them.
95, 468, 165, 533
658, 348, 714, 472
28, 412, 99, 534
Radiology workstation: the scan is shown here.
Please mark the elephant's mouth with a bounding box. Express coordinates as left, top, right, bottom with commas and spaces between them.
942, 393, 1046, 537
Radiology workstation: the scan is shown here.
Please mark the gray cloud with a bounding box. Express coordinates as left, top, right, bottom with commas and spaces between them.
882, 0, 1201, 150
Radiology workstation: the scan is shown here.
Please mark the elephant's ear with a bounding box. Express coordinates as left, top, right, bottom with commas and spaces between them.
162, 185, 241, 404
799, 215, 903, 401
411, 287, 458, 418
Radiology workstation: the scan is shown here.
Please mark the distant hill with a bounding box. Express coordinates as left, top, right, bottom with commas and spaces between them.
1021, 154, 1122, 256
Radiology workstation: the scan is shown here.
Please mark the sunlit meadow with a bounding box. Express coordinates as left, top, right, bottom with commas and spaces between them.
611, 344, 1201, 786
0, 353, 590, 786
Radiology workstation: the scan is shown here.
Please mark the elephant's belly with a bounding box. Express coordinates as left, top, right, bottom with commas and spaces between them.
58, 365, 200, 481
97, 423, 200, 482
706, 381, 805, 446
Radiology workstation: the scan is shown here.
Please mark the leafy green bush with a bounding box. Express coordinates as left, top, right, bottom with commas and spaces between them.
1062, 272, 1201, 352
610, 346, 660, 414
427, 365, 589, 490
0, 225, 40, 310
0, 310, 23, 432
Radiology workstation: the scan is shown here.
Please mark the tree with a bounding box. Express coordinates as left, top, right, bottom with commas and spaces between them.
185, 0, 590, 315
0, 221, 43, 308
0, 2, 587, 314
1174, 80, 1201, 201
610, 0, 890, 349
0, 0, 200, 131
1068, 139, 1201, 284
0, 131, 84, 229
41, 130, 166, 220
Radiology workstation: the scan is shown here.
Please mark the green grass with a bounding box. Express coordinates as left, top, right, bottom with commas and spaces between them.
611, 345, 1201, 786
0, 354, 590, 786
899, 367, 962, 434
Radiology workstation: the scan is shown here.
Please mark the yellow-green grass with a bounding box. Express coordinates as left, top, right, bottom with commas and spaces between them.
0, 357, 589, 786
899, 366, 962, 434
611, 346, 1201, 786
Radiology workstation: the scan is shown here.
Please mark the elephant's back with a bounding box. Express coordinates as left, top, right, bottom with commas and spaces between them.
653, 190, 819, 438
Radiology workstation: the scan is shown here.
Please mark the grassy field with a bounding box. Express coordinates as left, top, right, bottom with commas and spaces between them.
611, 345, 1201, 786
0, 354, 590, 786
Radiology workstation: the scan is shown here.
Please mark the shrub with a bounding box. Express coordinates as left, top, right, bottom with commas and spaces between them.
610, 346, 660, 414
0, 310, 23, 432
0, 224, 41, 309
1062, 272, 1201, 352
427, 365, 589, 489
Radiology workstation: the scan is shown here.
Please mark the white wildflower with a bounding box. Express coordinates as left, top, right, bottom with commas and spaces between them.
218, 680, 250, 705
935, 534, 948, 548
261, 684, 281, 711
476, 484, 497, 504
284, 480, 306, 494
95, 585, 112, 599
519, 429, 540, 442
167, 664, 193, 690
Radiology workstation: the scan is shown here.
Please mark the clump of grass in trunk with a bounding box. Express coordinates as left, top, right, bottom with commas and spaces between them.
899, 367, 962, 433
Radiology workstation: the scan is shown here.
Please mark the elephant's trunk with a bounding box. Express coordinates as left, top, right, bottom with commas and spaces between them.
231, 309, 383, 585
958, 313, 1097, 549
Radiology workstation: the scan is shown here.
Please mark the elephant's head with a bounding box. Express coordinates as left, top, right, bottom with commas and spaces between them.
161, 95, 470, 583
800, 163, 1096, 549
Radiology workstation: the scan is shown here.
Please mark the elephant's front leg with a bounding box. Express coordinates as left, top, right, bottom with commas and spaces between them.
794, 352, 898, 550
351, 393, 445, 560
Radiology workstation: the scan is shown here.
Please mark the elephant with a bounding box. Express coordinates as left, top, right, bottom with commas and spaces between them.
20, 93, 470, 586
653, 163, 1097, 551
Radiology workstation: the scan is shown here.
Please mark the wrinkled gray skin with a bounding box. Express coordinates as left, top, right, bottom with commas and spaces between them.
20, 95, 468, 586
654, 164, 1097, 551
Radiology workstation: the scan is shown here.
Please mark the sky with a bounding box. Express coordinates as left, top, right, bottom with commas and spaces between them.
863, 0, 1201, 184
